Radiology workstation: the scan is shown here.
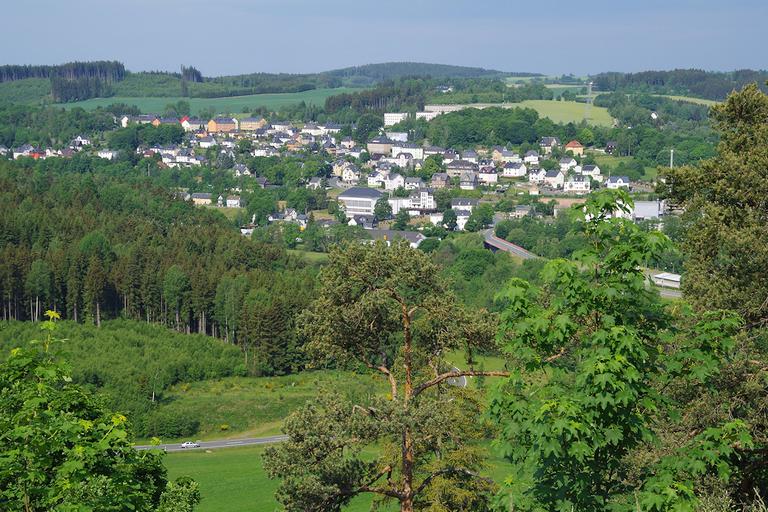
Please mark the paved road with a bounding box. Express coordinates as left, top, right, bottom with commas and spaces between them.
135, 434, 288, 452
483, 230, 538, 260
657, 287, 682, 299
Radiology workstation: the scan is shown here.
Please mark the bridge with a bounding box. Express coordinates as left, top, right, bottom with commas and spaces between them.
483, 230, 538, 260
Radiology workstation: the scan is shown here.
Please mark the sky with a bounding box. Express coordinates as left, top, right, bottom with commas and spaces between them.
1, 0, 765, 76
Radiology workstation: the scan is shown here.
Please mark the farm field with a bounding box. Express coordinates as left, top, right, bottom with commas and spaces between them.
518, 99, 613, 126
52, 87, 359, 115
653, 94, 720, 106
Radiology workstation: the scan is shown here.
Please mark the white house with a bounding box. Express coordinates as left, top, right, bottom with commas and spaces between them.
404, 177, 425, 190
528, 168, 547, 183
342, 165, 361, 183
337, 187, 385, 217
181, 118, 205, 132
460, 171, 478, 190
580, 164, 602, 179
544, 170, 565, 189
226, 195, 242, 208
450, 198, 478, 212
391, 142, 423, 160
559, 157, 578, 172
367, 171, 387, 188
524, 150, 540, 165
478, 167, 498, 185
606, 176, 631, 190
455, 210, 472, 231
502, 162, 527, 178
384, 173, 405, 191
408, 188, 436, 211
564, 175, 591, 195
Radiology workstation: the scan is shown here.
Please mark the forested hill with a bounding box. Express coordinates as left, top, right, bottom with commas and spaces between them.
0, 60, 532, 104
322, 61, 529, 84
593, 68, 768, 101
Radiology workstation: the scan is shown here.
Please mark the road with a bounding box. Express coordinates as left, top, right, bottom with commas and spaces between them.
134, 434, 288, 452
482, 230, 538, 260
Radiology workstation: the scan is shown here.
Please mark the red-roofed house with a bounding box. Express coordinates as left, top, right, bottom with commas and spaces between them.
565, 140, 584, 156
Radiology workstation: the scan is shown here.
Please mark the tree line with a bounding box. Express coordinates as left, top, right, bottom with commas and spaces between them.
593, 68, 768, 100
0, 159, 316, 378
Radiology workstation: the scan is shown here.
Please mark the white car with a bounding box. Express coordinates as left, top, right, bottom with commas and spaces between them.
180, 441, 200, 448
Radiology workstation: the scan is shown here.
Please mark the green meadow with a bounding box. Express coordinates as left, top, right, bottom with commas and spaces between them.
53, 87, 359, 115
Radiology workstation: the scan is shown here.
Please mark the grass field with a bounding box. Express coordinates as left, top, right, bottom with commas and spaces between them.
518, 100, 613, 126
151, 370, 385, 442
53, 87, 358, 115
165, 441, 508, 512
653, 94, 720, 106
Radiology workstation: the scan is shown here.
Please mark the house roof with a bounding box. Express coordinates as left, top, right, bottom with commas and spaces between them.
565, 140, 583, 148
338, 187, 385, 200
545, 170, 562, 177
607, 176, 630, 183
451, 198, 479, 207
368, 229, 425, 245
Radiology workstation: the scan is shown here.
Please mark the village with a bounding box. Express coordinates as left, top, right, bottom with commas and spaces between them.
3, 108, 667, 251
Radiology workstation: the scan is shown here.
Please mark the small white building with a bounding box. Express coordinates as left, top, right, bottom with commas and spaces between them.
652, 272, 681, 289
528, 168, 547, 183
384, 173, 405, 191
559, 157, 578, 172
606, 176, 631, 190
564, 175, 591, 195
478, 167, 499, 185
544, 170, 565, 189
502, 162, 527, 178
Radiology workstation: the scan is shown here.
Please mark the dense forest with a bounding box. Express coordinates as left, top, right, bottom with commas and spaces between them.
0, 159, 318, 380
593, 68, 768, 100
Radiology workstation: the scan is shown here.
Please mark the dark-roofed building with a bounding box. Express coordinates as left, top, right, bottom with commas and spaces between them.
450, 198, 478, 211
337, 187, 385, 218
446, 159, 478, 178
349, 214, 378, 229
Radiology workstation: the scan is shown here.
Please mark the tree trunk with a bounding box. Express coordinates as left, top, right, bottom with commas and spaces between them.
95, 301, 101, 327
400, 300, 415, 512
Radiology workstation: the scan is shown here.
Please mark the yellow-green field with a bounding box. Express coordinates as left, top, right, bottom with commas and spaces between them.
53, 87, 359, 115
653, 94, 720, 106
518, 99, 614, 126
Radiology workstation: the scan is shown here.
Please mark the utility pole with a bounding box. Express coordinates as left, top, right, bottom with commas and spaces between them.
669, 148, 674, 168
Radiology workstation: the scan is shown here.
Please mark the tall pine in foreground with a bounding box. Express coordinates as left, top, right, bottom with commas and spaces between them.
264, 241, 507, 512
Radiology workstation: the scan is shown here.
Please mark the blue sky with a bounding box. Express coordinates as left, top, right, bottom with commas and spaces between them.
2, 0, 765, 76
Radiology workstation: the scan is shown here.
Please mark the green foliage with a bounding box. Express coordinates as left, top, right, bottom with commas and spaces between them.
490, 190, 749, 511
393, 209, 410, 230
0, 319, 245, 438
0, 313, 171, 511
374, 197, 392, 219
265, 242, 500, 511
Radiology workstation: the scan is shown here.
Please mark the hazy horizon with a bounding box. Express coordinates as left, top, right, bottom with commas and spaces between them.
2, 0, 766, 76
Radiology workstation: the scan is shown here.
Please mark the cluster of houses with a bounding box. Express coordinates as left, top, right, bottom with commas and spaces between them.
4, 135, 97, 161
322, 134, 631, 197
